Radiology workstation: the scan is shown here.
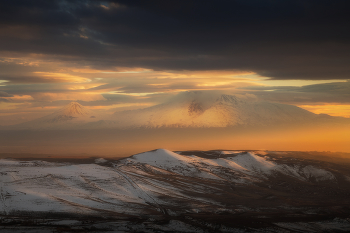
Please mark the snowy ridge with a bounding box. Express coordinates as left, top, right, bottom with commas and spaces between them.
0, 149, 346, 218
127, 149, 336, 182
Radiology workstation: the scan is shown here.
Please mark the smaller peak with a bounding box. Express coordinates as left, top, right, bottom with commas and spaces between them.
132, 149, 184, 162
57, 102, 90, 117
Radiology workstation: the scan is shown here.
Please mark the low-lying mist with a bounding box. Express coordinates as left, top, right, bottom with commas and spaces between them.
1, 123, 349, 158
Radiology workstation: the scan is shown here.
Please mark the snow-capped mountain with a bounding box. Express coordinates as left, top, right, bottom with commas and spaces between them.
112, 91, 318, 128
52, 101, 91, 119
8, 92, 348, 130
1, 149, 350, 232
13, 102, 102, 129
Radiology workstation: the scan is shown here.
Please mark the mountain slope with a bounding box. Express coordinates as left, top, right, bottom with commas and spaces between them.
1, 149, 350, 231
128, 149, 336, 182
0, 149, 349, 218
7, 92, 349, 130
112, 92, 318, 128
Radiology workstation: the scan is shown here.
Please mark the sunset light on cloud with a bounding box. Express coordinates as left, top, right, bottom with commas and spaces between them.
0, 0, 349, 154
298, 104, 350, 118
2, 61, 348, 119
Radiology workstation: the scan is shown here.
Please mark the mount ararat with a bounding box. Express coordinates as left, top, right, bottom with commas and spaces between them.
7, 92, 348, 130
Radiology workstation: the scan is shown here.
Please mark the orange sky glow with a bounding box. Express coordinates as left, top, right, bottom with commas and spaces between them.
0, 1, 350, 156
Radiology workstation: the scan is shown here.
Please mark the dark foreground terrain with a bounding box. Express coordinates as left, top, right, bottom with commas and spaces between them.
1, 149, 350, 232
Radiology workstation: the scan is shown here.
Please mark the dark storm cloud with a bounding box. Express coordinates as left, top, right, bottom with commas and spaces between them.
0, 83, 72, 95
0, 91, 12, 97
0, 75, 69, 84
0, 91, 13, 102
1, 0, 350, 79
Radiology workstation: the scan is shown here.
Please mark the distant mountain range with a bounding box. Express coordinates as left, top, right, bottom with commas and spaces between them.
112, 92, 318, 128
6, 92, 350, 130
10, 102, 103, 130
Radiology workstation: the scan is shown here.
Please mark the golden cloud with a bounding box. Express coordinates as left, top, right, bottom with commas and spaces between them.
298, 104, 350, 118
33, 72, 90, 83
31, 92, 106, 101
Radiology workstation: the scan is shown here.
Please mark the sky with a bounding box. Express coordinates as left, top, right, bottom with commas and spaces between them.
1, 0, 350, 126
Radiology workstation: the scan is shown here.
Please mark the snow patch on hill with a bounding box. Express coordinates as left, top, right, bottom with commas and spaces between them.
126, 149, 335, 182
95, 158, 108, 164
0, 149, 344, 218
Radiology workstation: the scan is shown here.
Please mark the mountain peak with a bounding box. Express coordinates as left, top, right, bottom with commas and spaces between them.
57, 102, 90, 117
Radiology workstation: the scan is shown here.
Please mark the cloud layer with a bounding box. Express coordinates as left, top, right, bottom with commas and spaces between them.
0, 1, 350, 125
1, 0, 350, 79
